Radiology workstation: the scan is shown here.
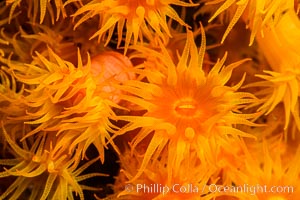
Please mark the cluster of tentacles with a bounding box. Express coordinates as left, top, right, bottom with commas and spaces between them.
0, 0, 300, 199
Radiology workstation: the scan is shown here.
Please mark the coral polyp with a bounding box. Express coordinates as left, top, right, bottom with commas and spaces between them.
205, 0, 295, 44
6, 0, 68, 24
71, 0, 198, 52
0, 123, 105, 199
247, 10, 300, 133
116, 29, 258, 182
1, 0, 300, 199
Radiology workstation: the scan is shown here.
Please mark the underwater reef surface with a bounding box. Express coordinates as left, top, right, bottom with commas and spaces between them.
0, 0, 300, 199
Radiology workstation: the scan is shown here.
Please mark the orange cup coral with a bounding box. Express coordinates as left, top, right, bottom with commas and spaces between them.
1, 0, 300, 199
116, 28, 258, 183
71, 0, 198, 52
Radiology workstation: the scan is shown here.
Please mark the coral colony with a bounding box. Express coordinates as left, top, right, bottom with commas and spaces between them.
1, 0, 300, 199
